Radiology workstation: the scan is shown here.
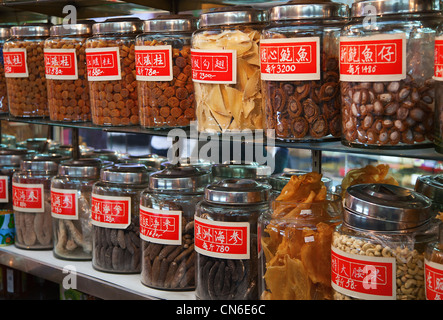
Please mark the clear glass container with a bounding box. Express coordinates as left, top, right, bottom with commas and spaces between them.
12, 158, 58, 249
191, 7, 266, 133
91, 163, 150, 273
211, 162, 272, 183
51, 159, 101, 260
139, 164, 211, 290
415, 174, 443, 217
4, 23, 51, 118
424, 224, 443, 299
262, 2, 348, 141
340, 0, 442, 148
332, 183, 436, 300
45, 22, 92, 122
137, 14, 196, 129
0, 26, 10, 114
195, 179, 271, 300
86, 18, 143, 126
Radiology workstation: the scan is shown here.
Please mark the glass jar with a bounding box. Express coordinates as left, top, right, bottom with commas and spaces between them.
12, 158, 58, 249
415, 174, 443, 217
91, 163, 150, 273
195, 179, 271, 300
211, 162, 271, 183
0, 26, 10, 114
51, 159, 101, 260
139, 164, 211, 290
191, 7, 266, 133
424, 224, 443, 299
136, 14, 196, 129
86, 18, 143, 126
4, 23, 51, 118
332, 183, 436, 300
340, 0, 442, 148
45, 22, 92, 122
262, 2, 348, 141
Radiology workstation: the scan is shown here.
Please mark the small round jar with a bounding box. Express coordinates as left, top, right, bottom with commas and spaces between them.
195, 179, 271, 300
4, 23, 51, 118
12, 158, 58, 249
415, 174, 443, 216
0, 26, 11, 114
137, 14, 196, 129
262, 2, 348, 141
192, 7, 266, 133
340, 0, 442, 148
86, 18, 143, 126
51, 159, 101, 260
332, 183, 435, 300
45, 22, 92, 122
91, 163, 149, 273
139, 164, 211, 290
211, 163, 271, 183
424, 224, 443, 299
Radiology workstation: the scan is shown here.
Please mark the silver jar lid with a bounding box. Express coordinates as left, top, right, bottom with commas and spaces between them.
351, 0, 440, 17
270, 170, 332, 191
0, 148, 27, 167
123, 154, 167, 169
149, 164, 211, 192
143, 14, 197, 33
415, 174, 443, 204
198, 6, 267, 28
212, 163, 271, 180
205, 178, 271, 204
92, 17, 143, 35
344, 183, 432, 231
11, 23, 51, 37
269, 2, 349, 21
58, 159, 102, 178
0, 26, 10, 39
20, 159, 58, 173
161, 157, 213, 171
50, 21, 93, 37
100, 163, 150, 185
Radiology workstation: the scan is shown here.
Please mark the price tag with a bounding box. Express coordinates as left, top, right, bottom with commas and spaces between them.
51, 188, 78, 219
425, 259, 443, 300
135, 45, 173, 81
12, 183, 44, 213
139, 206, 182, 245
91, 193, 131, 229
4, 48, 28, 78
434, 36, 443, 81
85, 47, 121, 81
44, 48, 78, 80
191, 49, 237, 84
0, 176, 9, 203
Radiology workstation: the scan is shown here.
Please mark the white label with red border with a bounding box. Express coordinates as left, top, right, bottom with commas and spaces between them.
0, 176, 8, 203
91, 193, 131, 229
260, 37, 320, 81
12, 183, 45, 213
4, 48, 28, 78
85, 47, 121, 81
434, 36, 443, 81
331, 246, 396, 300
339, 34, 406, 82
425, 259, 443, 300
191, 49, 237, 84
135, 45, 173, 81
44, 48, 78, 80
139, 206, 182, 245
194, 215, 249, 260
51, 188, 78, 220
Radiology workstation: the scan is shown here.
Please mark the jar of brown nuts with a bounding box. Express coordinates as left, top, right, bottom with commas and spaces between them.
4, 23, 52, 118
261, 2, 349, 141
86, 18, 143, 127
340, 0, 442, 148
0, 26, 11, 114
136, 15, 197, 129
44, 22, 93, 122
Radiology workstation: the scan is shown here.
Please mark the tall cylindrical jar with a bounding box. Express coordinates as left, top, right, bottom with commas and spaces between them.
0, 26, 10, 114
332, 183, 436, 300
340, 0, 442, 148
136, 15, 197, 129
44, 22, 92, 122
51, 159, 101, 260
424, 224, 443, 299
191, 7, 266, 133
4, 23, 51, 117
262, 2, 348, 141
139, 164, 211, 290
91, 163, 149, 273
12, 158, 58, 249
86, 18, 143, 126
195, 179, 271, 300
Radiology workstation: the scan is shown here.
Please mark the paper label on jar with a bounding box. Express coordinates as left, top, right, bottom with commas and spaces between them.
85, 47, 121, 81
135, 45, 173, 81
91, 193, 131, 229
0, 176, 9, 203
3, 48, 28, 78
194, 215, 249, 260
44, 48, 78, 80
434, 37, 443, 81
339, 34, 406, 82
331, 246, 396, 300
139, 206, 182, 245
260, 37, 320, 81
191, 49, 237, 84
51, 188, 78, 220
425, 259, 443, 300
12, 183, 45, 213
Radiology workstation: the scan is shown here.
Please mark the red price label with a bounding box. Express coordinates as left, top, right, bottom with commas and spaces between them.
85, 47, 121, 81
91, 194, 131, 229
135, 45, 173, 81
51, 188, 78, 219
191, 49, 237, 84
260, 37, 320, 81
425, 259, 443, 300
434, 37, 443, 81
44, 48, 78, 80
194, 216, 249, 259
139, 206, 182, 245
331, 246, 396, 300
12, 183, 44, 213
4, 48, 28, 78
340, 34, 406, 82
0, 176, 8, 203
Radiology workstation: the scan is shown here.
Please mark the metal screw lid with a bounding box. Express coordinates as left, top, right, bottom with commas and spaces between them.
50, 20, 93, 37
92, 17, 143, 35
11, 23, 52, 37
269, 2, 349, 21
122, 153, 167, 169
58, 158, 102, 178
0, 148, 27, 167
351, 0, 440, 17
0, 25, 11, 39
20, 158, 59, 173
100, 163, 150, 185
415, 174, 443, 204
212, 162, 271, 180
198, 6, 267, 28
149, 164, 211, 192
205, 178, 271, 204
143, 14, 197, 33
161, 157, 213, 171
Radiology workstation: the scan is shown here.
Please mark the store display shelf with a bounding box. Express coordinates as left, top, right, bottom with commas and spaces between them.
0, 245, 196, 300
